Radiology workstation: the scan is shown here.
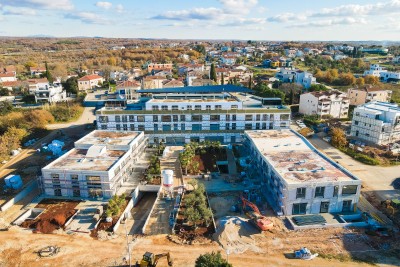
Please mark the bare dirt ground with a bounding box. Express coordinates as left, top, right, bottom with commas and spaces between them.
1, 226, 399, 267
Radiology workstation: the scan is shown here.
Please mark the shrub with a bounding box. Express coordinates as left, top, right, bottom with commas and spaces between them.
195, 251, 232, 267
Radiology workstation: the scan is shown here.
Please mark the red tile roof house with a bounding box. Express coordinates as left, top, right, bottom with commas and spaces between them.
30, 67, 47, 76
78, 74, 105, 91
0, 72, 17, 82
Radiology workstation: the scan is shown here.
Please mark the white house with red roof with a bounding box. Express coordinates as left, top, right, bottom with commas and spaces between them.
0, 73, 17, 82
30, 66, 47, 76
78, 74, 104, 91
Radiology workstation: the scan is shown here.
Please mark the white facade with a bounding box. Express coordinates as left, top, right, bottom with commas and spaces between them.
29, 81, 66, 103
363, 64, 386, 77
0, 73, 17, 82
380, 71, 400, 83
96, 88, 291, 144
295, 71, 316, 89
39, 131, 148, 199
78, 75, 105, 91
245, 130, 361, 216
350, 102, 400, 145
299, 91, 350, 118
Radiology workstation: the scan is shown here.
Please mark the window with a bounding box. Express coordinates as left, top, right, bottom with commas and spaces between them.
232, 123, 236, 130
315, 187, 325, 198
153, 115, 158, 122
226, 123, 230, 130
226, 114, 230, 121
116, 124, 121, 130
181, 123, 185, 131
215, 105, 222, 110
161, 105, 168, 111
206, 105, 211, 110
333, 185, 339, 197
296, 187, 306, 199
342, 185, 357, 195
195, 105, 201, 110
137, 125, 145, 131
255, 123, 260, 130
192, 124, 202, 131
256, 114, 261, 121
123, 124, 128, 131
292, 203, 307, 215
245, 123, 252, 130
320, 202, 329, 213
162, 125, 171, 131
129, 115, 135, 122
154, 124, 158, 132
210, 124, 220, 131
173, 115, 179, 122
99, 116, 108, 123
342, 200, 352, 212
245, 115, 253, 121
262, 123, 267, 130
187, 105, 192, 110
232, 115, 236, 121
130, 124, 135, 131
122, 115, 127, 122
281, 114, 289, 120
210, 115, 220, 121
231, 105, 238, 109
174, 124, 178, 131
137, 116, 144, 122
191, 115, 202, 122
172, 105, 178, 110
162, 115, 171, 122
152, 105, 159, 111
101, 125, 107, 130
262, 114, 267, 121
115, 115, 121, 122
180, 115, 186, 121
354, 121, 359, 125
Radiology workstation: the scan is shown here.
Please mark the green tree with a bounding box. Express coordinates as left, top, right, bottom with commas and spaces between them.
309, 84, 328, 92
220, 73, 224, 85
248, 76, 252, 89
0, 87, 9, 96
45, 61, 54, 83
193, 45, 206, 55
195, 252, 232, 267
210, 63, 217, 82
253, 83, 285, 102
63, 77, 79, 94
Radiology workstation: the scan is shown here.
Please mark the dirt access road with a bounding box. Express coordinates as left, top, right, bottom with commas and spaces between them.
1, 226, 398, 267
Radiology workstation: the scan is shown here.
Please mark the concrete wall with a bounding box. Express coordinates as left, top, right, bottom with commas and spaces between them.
0, 181, 38, 212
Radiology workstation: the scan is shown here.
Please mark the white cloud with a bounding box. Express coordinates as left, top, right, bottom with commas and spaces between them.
96, 2, 112, 10
116, 4, 124, 13
219, 18, 267, 27
3, 7, 36, 16
312, 0, 400, 17
289, 17, 367, 28
65, 12, 111, 25
218, 0, 258, 14
152, 7, 221, 21
2, 0, 73, 10
267, 13, 306, 23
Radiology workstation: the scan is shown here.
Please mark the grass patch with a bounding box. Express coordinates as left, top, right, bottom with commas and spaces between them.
318, 252, 377, 266
339, 147, 381, 165
47, 103, 84, 123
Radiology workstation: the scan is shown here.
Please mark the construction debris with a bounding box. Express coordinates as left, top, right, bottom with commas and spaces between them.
292, 215, 327, 226
37, 246, 60, 257
213, 216, 262, 254
97, 230, 119, 241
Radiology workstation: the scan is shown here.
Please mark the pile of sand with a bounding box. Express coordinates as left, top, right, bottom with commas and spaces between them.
213, 216, 263, 254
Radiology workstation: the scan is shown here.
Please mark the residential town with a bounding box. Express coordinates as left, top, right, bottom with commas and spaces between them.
1, 3, 400, 266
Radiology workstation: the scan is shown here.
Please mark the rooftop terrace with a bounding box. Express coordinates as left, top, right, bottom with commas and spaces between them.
75, 130, 139, 147
246, 130, 359, 184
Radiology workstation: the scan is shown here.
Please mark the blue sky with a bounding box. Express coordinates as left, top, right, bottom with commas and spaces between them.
0, 0, 399, 40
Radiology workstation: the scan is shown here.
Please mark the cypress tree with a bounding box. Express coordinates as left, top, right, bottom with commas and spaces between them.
45, 61, 53, 83
210, 63, 217, 82
221, 73, 224, 85
248, 76, 252, 89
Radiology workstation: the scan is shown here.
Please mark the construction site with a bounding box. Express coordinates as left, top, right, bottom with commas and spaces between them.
1, 130, 400, 267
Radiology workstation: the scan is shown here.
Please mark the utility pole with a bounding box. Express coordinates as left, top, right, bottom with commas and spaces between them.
124, 214, 131, 267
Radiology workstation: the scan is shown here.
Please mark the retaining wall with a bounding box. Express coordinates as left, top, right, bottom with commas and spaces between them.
141, 186, 162, 234
0, 181, 38, 212
112, 198, 134, 233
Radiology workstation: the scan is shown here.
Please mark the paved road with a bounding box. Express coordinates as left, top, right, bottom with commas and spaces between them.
308, 135, 400, 201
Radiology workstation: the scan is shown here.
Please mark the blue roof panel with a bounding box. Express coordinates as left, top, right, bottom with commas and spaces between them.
136, 85, 252, 94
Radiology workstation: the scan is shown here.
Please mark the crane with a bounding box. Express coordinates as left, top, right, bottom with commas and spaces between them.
137, 252, 173, 267
241, 196, 273, 231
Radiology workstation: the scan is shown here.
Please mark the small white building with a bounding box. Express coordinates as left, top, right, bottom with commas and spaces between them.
244, 130, 361, 215
0, 73, 17, 82
295, 71, 316, 89
39, 131, 148, 199
347, 86, 392, 105
350, 102, 400, 145
363, 64, 386, 77
299, 90, 350, 118
30, 67, 47, 77
28, 78, 66, 103
78, 74, 104, 91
